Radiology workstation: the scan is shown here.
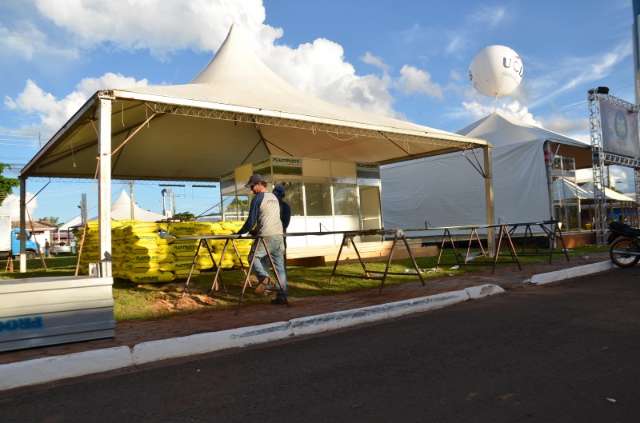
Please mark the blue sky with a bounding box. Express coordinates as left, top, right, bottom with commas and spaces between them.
0, 0, 636, 222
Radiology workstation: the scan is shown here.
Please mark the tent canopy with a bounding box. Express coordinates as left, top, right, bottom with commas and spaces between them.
580, 183, 636, 203
459, 112, 591, 168
59, 191, 164, 230
21, 26, 486, 181
552, 178, 591, 201
458, 112, 586, 148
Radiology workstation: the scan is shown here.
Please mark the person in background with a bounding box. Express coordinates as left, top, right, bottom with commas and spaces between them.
272, 183, 291, 281
44, 239, 51, 258
272, 184, 291, 232
237, 174, 288, 305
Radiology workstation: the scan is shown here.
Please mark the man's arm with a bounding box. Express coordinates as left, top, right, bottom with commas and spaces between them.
281, 202, 292, 230
237, 193, 263, 234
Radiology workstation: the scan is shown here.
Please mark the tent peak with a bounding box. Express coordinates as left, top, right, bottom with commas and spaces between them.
190, 24, 283, 87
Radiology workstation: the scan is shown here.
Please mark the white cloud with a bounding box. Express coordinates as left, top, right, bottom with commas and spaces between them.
445, 35, 466, 55
609, 166, 634, 193
0, 193, 37, 221
5, 73, 148, 135
398, 65, 443, 99
470, 6, 507, 28
32, 0, 396, 116
264, 38, 394, 115
461, 99, 541, 126
0, 21, 78, 60
34, 0, 277, 56
540, 115, 589, 136
361, 51, 389, 73
530, 41, 632, 108
449, 70, 463, 82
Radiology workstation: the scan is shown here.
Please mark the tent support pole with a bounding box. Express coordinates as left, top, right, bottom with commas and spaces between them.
19, 176, 27, 273
483, 146, 495, 256
98, 95, 113, 277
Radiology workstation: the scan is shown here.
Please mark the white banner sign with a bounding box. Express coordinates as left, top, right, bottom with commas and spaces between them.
600, 99, 640, 158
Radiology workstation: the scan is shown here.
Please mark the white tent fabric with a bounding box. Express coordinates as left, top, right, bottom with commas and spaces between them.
459, 113, 587, 148
59, 215, 82, 231
552, 178, 591, 201
580, 183, 635, 202
382, 112, 590, 230
21, 26, 485, 181
383, 139, 547, 228
59, 191, 164, 230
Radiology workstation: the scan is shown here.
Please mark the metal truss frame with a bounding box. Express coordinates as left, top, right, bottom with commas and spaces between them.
589, 91, 640, 244
144, 101, 479, 154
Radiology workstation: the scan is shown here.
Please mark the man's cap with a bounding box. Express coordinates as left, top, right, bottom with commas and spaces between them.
273, 183, 286, 199
245, 173, 266, 188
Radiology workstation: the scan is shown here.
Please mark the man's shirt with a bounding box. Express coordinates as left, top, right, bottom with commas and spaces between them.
238, 192, 283, 237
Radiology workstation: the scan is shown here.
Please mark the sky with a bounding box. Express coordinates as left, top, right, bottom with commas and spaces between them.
0, 0, 636, 222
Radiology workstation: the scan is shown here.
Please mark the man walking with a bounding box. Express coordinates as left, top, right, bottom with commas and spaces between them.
237, 174, 288, 305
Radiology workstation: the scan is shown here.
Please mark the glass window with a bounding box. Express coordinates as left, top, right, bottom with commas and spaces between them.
223, 195, 250, 221
333, 183, 358, 215
305, 182, 332, 216
274, 180, 304, 216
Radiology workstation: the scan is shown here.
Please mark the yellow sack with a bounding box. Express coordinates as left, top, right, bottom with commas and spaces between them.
175, 269, 200, 278
174, 261, 195, 271
127, 271, 175, 284
159, 262, 175, 272
128, 252, 175, 263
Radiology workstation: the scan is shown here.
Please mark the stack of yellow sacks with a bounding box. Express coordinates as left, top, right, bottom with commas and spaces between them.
166, 221, 252, 278
118, 222, 175, 283
76, 220, 252, 283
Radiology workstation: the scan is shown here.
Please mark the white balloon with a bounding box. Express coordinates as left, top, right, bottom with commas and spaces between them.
469, 45, 524, 97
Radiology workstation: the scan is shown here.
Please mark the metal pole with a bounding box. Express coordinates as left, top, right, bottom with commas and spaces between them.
19, 176, 26, 273
129, 180, 135, 221
483, 146, 495, 255
98, 95, 113, 277
588, 90, 607, 244
80, 193, 87, 225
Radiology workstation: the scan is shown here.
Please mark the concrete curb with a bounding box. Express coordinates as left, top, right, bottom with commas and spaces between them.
132, 321, 293, 365
529, 260, 614, 285
0, 284, 504, 391
0, 346, 132, 391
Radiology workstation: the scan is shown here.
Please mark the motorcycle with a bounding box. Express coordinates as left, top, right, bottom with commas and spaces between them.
608, 221, 640, 268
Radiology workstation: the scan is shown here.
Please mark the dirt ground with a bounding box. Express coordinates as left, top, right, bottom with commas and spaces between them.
0, 252, 608, 365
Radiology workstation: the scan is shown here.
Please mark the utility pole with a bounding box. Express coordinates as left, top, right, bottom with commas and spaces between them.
80, 193, 87, 225
128, 180, 135, 221
161, 188, 175, 218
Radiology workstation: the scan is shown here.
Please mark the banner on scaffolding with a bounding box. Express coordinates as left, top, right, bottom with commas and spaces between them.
599, 98, 640, 158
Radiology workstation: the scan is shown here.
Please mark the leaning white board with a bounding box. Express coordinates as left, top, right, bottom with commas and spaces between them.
0, 215, 10, 253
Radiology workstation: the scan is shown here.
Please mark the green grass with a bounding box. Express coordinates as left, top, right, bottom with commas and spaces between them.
0, 244, 609, 321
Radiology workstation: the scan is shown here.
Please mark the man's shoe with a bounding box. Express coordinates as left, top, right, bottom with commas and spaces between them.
270, 296, 288, 305
254, 277, 271, 296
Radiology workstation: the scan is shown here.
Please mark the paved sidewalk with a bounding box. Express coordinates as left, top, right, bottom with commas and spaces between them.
0, 253, 607, 365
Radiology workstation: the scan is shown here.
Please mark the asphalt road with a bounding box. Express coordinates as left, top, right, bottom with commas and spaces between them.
3, 268, 640, 422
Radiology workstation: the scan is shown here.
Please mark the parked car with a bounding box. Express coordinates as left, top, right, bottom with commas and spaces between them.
51, 242, 74, 255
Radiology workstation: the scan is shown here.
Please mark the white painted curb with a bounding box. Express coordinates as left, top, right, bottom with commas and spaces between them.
0, 284, 504, 391
529, 260, 614, 285
0, 346, 132, 391
132, 321, 292, 365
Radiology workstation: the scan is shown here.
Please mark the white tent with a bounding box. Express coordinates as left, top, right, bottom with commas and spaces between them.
580, 183, 636, 203
59, 191, 164, 230
17, 25, 491, 274
382, 112, 591, 230
552, 178, 591, 201
21, 26, 486, 181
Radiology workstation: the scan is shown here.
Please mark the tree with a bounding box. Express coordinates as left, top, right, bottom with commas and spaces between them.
173, 212, 195, 221
39, 216, 60, 227
0, 163, 19, 203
